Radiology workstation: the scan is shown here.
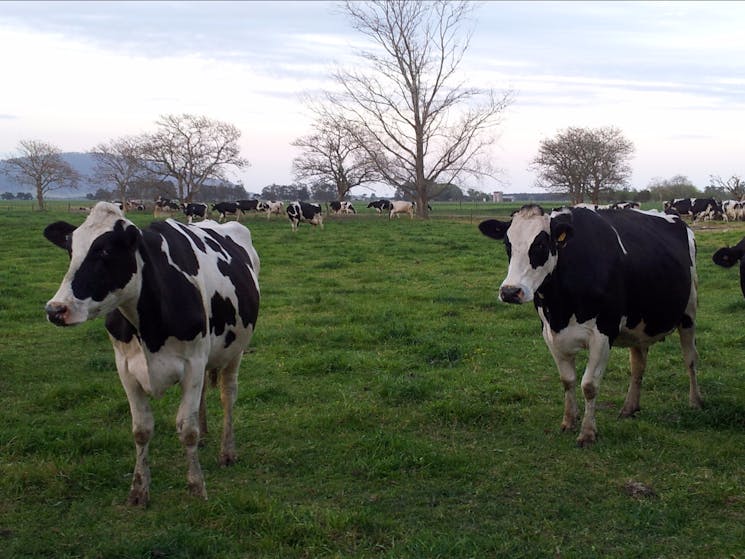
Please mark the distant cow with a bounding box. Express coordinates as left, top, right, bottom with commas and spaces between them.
722, 200, 744, 222
479, 205, 701, 446
236, 199, 261, 215
43, 202, 260, 505
287, 201, 324, 231
154, 197, 180, 218
389, 200, 415, 219
212, 202, 242, 222
260, 200, 284, 218
664, 198, 721, 221
367, 200, 392, 214
329, 201, 356, 215
182, 202, 208, 224
609, 201, 640, 210
713, 235, 745, 299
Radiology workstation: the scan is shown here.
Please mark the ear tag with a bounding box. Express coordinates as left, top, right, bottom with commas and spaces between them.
557, 231, 566, 243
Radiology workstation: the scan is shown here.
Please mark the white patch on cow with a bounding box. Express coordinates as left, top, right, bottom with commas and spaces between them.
501, 206, 555, 303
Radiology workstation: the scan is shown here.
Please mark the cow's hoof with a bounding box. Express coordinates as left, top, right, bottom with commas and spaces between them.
560, 419, 577, 432
188, 480, 208, 500
619, 405, 640, 419
576, 433, 596, 447
127, 487, 149, 507
219, 452, 237, 467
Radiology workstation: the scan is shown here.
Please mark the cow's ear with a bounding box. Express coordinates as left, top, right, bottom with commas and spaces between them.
551, 222, 574, 248
44, 221, 77, 250
123, 223, 140, 249
478, 219, 511, 240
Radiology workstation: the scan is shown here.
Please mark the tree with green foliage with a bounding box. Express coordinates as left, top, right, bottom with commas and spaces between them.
647, 175, 700, 202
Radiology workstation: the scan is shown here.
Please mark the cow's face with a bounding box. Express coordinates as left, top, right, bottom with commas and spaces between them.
44, 202, 140, 326
479, 205, 572, 304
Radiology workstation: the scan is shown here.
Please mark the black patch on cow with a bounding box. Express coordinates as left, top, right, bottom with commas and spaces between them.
204, 236, 226, 256
224, 330, 236, 348
210, 292, 236, 336
71, 220, 139, 302
528, 231, 551, 268
137, 228, 206, 352
174, 222, 207, 253
148, 221, 200, 276
534, 208, 694, 344
105, 309, 137, 343
200, 229, 259, 329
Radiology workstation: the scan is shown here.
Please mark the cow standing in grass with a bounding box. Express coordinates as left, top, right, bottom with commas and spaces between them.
479, 204, 701, 446
389, 201, 415, 219
287, 201, 323, 231
43, 202, 260, 505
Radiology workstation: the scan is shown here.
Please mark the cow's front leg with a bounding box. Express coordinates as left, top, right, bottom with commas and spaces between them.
578, 333, 611, 447
178, 363, 208, 499
113, 343, 154, 506
544, 329, 579, 431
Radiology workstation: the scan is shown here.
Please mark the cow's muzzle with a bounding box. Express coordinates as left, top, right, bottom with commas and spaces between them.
45, 302, 71, 326
499, 286, 525, 304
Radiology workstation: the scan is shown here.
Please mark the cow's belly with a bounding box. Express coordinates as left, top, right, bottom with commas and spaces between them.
614, 317, 673, 348
538, 311, 597, 355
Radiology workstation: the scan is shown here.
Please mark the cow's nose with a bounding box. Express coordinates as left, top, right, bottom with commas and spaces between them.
499, 286, 524, 304
45, 302, 69, 326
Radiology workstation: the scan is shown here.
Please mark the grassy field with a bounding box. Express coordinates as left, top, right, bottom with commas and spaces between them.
2, 200, 745, 558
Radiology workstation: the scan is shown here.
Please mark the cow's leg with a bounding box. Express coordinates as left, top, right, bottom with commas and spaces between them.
620, 346, 648, 417
679, 321, 702, 409
218, 353, 243, 466
177, 361, 208, 499
111, 341, 154, 506
577, 332, 611, 447
543, 330, 579, 431
198, 376, 208, 445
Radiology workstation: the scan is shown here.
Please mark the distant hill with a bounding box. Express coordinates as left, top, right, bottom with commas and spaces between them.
0, 152, 100, 198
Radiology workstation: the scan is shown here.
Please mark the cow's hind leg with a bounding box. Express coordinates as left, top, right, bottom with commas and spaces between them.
218, 353, 243, 466
679, 321, 702, 408
620, 346, 648, 418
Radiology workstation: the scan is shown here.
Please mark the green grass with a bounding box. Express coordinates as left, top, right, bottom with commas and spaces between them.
2, 201, 745, 558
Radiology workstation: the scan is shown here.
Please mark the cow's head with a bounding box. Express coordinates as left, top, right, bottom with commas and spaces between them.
479, 205, 573, 304
44, 202, 140, 326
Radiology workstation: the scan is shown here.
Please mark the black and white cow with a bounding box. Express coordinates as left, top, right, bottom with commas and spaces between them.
389, 200, 415, 219
260, 200, 283, 219
236, 199, 261, 215
609, 201, 641, 210
286, 201, 324, 231
43, 202, 260, 505
367, 200, 392, 214
479, 204, 701, 446
712, 235, 745, 299
664, 198, 722, 221
154, 197, 180, 218
329, 201, 356, 215
182, 202, 208, 224
212, 202, 242, 223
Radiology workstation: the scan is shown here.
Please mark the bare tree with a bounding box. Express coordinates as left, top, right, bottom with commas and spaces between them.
89, 136, 150, 211
292, 117, 379, 200
531, 126, 634, 205
140, 114, 248, 203
326, 0, 512, 217
2, 140, 80, 209
709, 174, 745, 200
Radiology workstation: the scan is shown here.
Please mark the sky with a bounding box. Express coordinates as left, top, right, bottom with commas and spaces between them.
1, 1, 743, 196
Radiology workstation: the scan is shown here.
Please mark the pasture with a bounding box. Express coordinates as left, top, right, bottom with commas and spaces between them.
2, 201, 745, 558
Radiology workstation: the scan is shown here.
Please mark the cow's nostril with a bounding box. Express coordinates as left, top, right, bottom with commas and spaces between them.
499, 286, 524, 304
45, 302, 68, 326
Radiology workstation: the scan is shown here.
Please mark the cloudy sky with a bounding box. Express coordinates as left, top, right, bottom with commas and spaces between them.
1, 1, 743, 196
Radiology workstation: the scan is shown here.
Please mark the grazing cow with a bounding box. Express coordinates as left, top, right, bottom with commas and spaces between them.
286, 201, 324, 231
389, 200, 415, 219
664, 198, 722, 221
713, 235, 745, 299
236, 199, 261, 216
610, 201, 641, 210
367, 200, 392, 214
43, 202, 260, 505
329, 201, 356, 215
182, 202, 209, 224
260, 200, 284, 219
212, 202, 242, 223
722, 200, 744, 222
478, 204, 701, 446
153, 197, 180, 219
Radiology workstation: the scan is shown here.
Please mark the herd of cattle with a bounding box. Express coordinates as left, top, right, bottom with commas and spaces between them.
41, 195, 745, 504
